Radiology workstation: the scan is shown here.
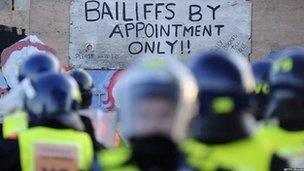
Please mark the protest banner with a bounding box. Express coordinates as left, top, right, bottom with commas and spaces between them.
70, 0, 252, 69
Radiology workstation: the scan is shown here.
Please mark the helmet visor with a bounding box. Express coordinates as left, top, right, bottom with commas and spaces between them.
127, 82, 179, 138
130, 97, 178, 138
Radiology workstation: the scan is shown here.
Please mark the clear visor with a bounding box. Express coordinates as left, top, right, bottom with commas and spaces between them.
115, 56, 199, 142
130, 97, 178, 138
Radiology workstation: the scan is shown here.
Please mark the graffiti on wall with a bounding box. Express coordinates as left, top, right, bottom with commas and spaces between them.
0, 27, 123, 111
0, 35, 56, 89
88, 69, 122, 112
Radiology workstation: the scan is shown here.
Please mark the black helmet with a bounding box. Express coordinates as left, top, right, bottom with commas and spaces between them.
251, 59, 272, 120
190, 50, 255, 115
68, 69, 93, 109
18, 53, 60, 82
24, 73, 83, 130
267, 47, 304, 61
266, 51, 304, 119
189, 50, 256, 143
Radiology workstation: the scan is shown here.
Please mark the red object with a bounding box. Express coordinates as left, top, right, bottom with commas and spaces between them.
102, 70, 123, 111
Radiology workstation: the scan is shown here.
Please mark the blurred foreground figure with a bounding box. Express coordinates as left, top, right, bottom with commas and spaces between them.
69, 69, 117, 149
0, 73, 94, 170
98, 56, 198, 171
251, 59, 272, 120
257, 51, 304, 168
183, 50, 287, 171
0, 53, 60, 138
0, 53, 60, 116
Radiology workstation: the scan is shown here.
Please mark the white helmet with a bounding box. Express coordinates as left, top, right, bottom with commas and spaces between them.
114, 56, 198, 142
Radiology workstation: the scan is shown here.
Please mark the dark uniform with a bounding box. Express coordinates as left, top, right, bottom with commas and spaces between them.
99, 137, 191, 171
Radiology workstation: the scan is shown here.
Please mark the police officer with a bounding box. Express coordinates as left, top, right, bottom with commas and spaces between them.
267, 47, 304, 61
251, 59, 272, 120
69, 69, 111, 150
257, 51, 304, 168
0, 53, 60, 115
98, 56, 198, 171
0, 73, 94, 171
69, 69, 94, 110
183, 50, 287, 171
0, 53, 60, 138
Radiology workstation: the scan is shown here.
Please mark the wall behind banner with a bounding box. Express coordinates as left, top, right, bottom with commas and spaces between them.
1, 0, 304, 64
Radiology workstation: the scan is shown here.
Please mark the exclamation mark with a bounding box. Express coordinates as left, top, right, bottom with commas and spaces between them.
181, 40, 184, 54
187, 40, 191, 54
11, 0, 15, 11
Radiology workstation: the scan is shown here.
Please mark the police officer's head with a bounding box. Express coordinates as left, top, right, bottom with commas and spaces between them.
114, 56, 198, 143
251, 59, 272, 120
24, 73, 84, 130
266, 50, 304, 123
189, 50, 256, 142
18, 53, 60, 82
267, 47, 304, 62
69, 69, 94, 109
